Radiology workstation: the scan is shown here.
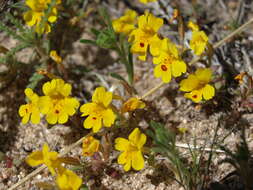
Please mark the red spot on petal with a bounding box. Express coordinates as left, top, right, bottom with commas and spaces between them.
193, 95, 197, 99
92, 117, 97, 120
55, 109, 60, 114
25, 108, 28, 113
161, 65, 167, 71
140, 42, 145, 48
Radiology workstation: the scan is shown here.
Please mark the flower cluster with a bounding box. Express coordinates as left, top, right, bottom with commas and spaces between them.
19, 78, 79, 125
113, 11, 214, 102
26, 144, 82, 190
23, 0, 61, 34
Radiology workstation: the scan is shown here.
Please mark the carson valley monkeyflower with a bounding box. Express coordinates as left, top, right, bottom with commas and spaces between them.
129, 12, 163, 60
112, 9, 137, 35
153, 38, 187, 83
56, 166, 82, 190
26, 143, 61, 175
23, 0, 61, 34
50, 50, 62, 64
121, 97, 145, 113
179, 68, 215, 103
115, 128, 146, 171
19, 88, 40, 124
38, 79, 80, 124
139, 0, 157, 4
80, 87, 116, 133
188, 21, 209, 56
82, 136, 100, 156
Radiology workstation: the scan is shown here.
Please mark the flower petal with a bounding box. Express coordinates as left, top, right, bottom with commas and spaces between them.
115, 138, 129, 151
102, 109, 115, 127
202, 84, 215, 100
132, 150, 145, 170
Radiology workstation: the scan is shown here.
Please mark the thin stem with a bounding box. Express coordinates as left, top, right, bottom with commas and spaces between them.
213, 16, 253, 49
141, 81, 164, 99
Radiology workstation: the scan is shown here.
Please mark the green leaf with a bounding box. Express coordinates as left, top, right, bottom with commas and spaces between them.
26, 72, 44, 89
96, 29, 116, 49
110, 73, 127, 82
80, 39, 97, 45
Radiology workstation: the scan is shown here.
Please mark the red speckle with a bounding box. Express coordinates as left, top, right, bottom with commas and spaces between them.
5, 157, 13, 168
25, 108, 28, 113
140, 42, 145, 48
55, 109, 60, 114
92, 117, 97, 120
161, 65, 167, 71
193, 95, 197, 99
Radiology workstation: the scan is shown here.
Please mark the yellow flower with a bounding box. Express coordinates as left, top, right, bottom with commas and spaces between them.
112, 10, 137, 35
179, 68, 215, 103
26, 143, 61, 175
115, 128, 146, 171
188, 21, 199, 31
234, 72, 246, 84
139, 0, 157, 4
188, 21, 208, 56
121, 97, 145, 113
38, 79, 80, 124
23, 0, 61, 34
153, 38, 187, 83
129, 12, 163, 61
82, 136, 100, 156
50, 50, 62, 64
19, 88, 40, 124
56, 167, 82, 190
80, 87, 116, 133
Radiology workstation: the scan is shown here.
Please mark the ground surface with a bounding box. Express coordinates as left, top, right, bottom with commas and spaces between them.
1, 0, 253, 190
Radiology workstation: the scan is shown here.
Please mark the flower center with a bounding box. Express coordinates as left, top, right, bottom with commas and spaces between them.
161, 65, 167, 71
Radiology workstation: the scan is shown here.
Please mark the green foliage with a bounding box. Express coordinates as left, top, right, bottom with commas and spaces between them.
80, 7, 134, 84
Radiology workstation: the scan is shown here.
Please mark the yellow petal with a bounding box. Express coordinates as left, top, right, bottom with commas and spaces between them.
38, 96, 51, 114
26, 151, 44, 167
56, 168, 82, 190
22, 113, 30, 124
202, 84, 215, 100
46, 112, 58, 124
80, 103, 96, 116
131, 150, 144, 170
184, 90, 203, 103
129, 128, 146, 148
30, 110, 40, 124
84, 116, 102, 133
118, 151, 127, 165
147, 13, 163, 32
92, 87, 112, 107
195, 68, 212, 84
149, 35, 162, 56
123, 159, 131, 171
58, 112, 68, 124
179, 75, 199, 92
115, 138, 129, 151
102, 109, 116, 127
171, 60, 186, 77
